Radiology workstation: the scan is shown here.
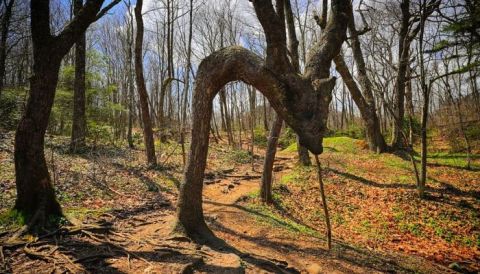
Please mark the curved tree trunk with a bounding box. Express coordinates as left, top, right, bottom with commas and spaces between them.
260, 115, 282, 203
134, 0, 156, 165
175, 0, 350, 244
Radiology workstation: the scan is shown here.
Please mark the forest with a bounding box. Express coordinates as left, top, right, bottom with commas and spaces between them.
0, 0, 479, 273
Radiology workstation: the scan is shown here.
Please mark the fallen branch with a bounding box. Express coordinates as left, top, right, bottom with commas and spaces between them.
314, 155, 332, 250
221, 174, 261, 179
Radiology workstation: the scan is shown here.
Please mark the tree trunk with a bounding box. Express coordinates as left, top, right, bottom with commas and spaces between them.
134, 0, 156, 165
297, 137, 311, 165
220, 88, 234, 145
392, 0, 411, 150
260, 115, 282, 203
0, 0, 15, 97
249, 86, 256, 170
263, 96, 269, 131
126, 2, 135, 148
333, 55, 387, 152
70, 0, 87, 152
284, 0, 312, 165
15, 63, 62, 218
405, 66, 415, 146
418, 0, 428, 198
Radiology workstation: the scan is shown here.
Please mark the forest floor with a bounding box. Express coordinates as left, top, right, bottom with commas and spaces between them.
0, 130, 479, 273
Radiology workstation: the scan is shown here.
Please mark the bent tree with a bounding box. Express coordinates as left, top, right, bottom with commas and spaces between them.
14, 0, 118, 222
174, 0, 350, 244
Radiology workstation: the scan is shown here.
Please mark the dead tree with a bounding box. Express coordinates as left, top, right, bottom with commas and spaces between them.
174, 0, 351, 245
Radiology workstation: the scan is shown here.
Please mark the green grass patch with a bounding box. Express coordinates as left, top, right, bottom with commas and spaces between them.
282, 142, 298, 153
423, 152, 480, 169
279, 165, 313, 186
245, 202, 321, 238
227, 149, 252, 164
323, 137, 359, 153
64, 207, 110, 223
0, 209, 26, 232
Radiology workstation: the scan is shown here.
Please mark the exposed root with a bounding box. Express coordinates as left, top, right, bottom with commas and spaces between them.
171, 219, 228, 250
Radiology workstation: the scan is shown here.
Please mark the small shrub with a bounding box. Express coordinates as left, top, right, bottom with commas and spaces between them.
0, 89, 24, 130
228, 149, 251, 164
88, 121, 113, 144
278, 127, 296, 148
465, 124, 480, 140
332, 124, 365, 139
253, 127, 268, 147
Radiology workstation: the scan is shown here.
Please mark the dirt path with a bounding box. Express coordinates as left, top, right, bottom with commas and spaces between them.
198, 158, 453, 274
3, 157, 455, 273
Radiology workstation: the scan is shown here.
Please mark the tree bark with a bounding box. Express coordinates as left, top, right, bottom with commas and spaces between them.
15, 63, 63, 218
260, 114, 282, 203
297, 137, 311, 165
134, 0, 156, 165
70, 0, 87, 152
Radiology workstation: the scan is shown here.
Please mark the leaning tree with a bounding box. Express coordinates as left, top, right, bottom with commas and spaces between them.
14, 0, 118, 223
174, 0, 351, 244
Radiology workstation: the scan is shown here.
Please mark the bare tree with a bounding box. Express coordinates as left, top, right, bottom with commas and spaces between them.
324, 2, 388, 152
134, 0, 156, 165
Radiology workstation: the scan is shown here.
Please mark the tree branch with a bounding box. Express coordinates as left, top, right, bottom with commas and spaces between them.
95, 0, 121, 21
